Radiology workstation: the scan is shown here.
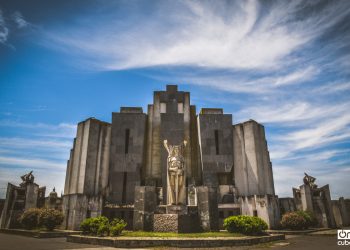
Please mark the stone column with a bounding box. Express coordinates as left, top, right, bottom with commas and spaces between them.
25, 183, 39, 210
300, 184, 313, 211
197, 186, 219, 231
133, 186, 157, 231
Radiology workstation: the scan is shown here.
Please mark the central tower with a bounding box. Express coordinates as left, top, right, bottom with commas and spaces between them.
145, 85, 200, 204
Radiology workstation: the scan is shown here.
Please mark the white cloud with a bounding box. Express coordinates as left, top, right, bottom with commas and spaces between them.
0, 137, 72, 150
0, 121, 74, 198
273, 66, 319, 86
0, 8, 30, 48
0, 9, 9, 44
0, 120, 76, 138
0, 156, 66, 170
11, 11, 28, 29
238, 101, 350, 124
313, 81, 350, 94
279, 113, 350, 151
43, 1, 350, 71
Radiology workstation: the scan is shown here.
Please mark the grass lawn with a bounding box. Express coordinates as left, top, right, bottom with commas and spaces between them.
120, 231, 244, 238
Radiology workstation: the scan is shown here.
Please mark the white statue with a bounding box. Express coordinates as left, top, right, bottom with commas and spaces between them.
163, 139, 187, 205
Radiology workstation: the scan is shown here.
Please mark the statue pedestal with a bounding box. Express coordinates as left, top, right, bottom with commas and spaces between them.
153, 205, 201, 232
153, 213, 201, 233
166, 205, 187, 215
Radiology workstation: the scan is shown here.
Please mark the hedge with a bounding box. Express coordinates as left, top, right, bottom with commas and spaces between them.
18, 208, 64, 231
80, 216, 127, 237
223, 215, 268, 235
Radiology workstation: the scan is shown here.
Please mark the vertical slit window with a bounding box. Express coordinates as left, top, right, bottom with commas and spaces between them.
215, 129, 220, 155
125, 129, 130, 154
122, 172, 127, 204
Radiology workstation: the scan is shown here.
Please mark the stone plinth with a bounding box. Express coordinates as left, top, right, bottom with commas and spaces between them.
153, 214, 178, 232
153, 213, 201, 233
166, 205, 187, 215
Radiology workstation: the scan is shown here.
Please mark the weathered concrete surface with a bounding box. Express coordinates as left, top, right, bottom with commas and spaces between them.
197, 186, 219, 231
62, 194, 103, 230
133, 186, 156, 231
239, 195, 280, 229
279, 197, 297, 215
197, 111, 233, 187
108, 108, 146, 204
233, 120, 274, 196
64, 118, 111, 197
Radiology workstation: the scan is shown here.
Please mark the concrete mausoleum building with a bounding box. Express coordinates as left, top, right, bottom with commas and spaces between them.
62, 85, 280, 231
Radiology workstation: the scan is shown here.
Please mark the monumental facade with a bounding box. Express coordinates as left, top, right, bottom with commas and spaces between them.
62, 85, 280, 231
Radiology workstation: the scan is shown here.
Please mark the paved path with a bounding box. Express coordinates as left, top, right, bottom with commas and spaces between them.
0, 233, 344, 250
0, 233, 117, 250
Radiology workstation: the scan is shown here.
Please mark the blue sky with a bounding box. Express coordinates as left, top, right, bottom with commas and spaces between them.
0, 0, 349, 199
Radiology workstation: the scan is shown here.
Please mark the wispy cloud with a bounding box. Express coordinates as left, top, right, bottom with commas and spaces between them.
42, 1, 350, 71
238, 101, 350, 124
0, 9, 9, 44
11, 11, 28, 29
0, 156, 65, 170
0, 8, 30, 47
0, 120, 75, 198
0, 120, 76, 138
0, 137, 71, 150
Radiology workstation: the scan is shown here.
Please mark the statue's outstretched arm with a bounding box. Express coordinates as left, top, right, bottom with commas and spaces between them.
163, 140, 170, 154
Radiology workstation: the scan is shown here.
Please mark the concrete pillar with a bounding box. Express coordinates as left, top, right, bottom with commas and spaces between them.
339, 197, 350, 226
25, 184, 39, 210
300, 184, 313, 211
197, 186, 219, 231
233, 124, 248, 195
133, 186, 157, 231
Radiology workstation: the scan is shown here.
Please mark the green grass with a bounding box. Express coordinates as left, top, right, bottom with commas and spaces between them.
120, 231, 244, 238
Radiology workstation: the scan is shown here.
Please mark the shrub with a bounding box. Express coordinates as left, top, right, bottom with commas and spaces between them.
38, 209, 64, 231
110, 218, 127, 236
80, 218, 94, 235
281, 210, 318, 230
97, 224, 110, 236
297, 210, 318, 228
80, 216, 126, 237
18, 208, 41, 229
223, 215, 268, 235
80, 216, 109, 236
281, 212, 307, 230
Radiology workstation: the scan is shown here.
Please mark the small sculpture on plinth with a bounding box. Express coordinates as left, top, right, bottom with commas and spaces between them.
20, 171, 34, 187
303, 172, 318, 189
163, 139, 187, 205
